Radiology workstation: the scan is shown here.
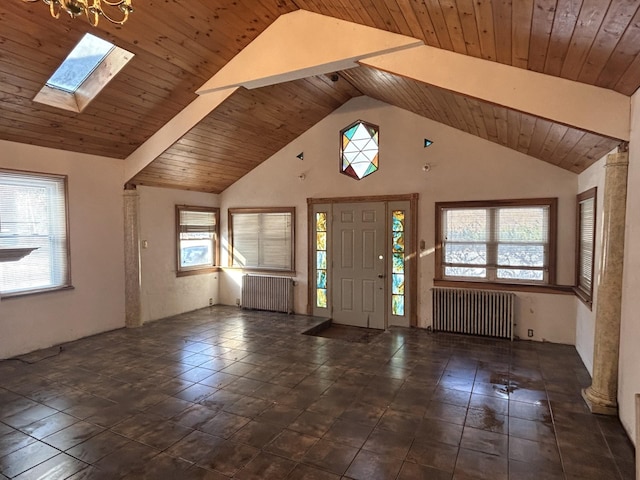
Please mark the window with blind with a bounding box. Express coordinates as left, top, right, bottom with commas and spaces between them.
0, 169, 71, 296
229, 207, 295, 272
435, 198, 557, 285
175, 205, 219, 276
576, 188, 596, 307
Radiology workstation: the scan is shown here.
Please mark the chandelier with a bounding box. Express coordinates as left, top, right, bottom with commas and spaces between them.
22, 0, 133, 26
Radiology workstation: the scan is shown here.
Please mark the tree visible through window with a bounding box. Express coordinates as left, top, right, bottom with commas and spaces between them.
0, 169, 70, 296
435, 199, 557, 284
176, 205, 219, 276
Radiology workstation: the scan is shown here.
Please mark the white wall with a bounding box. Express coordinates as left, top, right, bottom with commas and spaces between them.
619, 90, 640, 445
138, 186, 220, 323
0, 141, 125, 359
220, 96, 578, 344
575, 155, 607, 375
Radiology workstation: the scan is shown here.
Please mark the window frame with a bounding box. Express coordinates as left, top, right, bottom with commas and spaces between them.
175, 205, 220, 277
228, 207, 295, 274
435, 198, 558, 288
0, 168, 72, 298
575, 187, 597, 308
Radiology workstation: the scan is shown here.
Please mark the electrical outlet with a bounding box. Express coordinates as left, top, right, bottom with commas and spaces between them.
208, 298, 213, 306
527, 329, 534, 338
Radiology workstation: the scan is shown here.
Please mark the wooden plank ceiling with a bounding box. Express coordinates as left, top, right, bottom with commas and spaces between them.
1, 1, 637, 192
341, 66, 621, 175
132, 75, 362, 193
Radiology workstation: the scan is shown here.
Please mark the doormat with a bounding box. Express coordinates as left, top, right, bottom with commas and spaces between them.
304, 323, 384, 344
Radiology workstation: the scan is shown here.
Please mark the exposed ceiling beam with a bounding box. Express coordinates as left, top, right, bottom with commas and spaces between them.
124, 88, 237, 183
196, 10, 423, 94
125, 10, 422, 183
125, 9, 631, 185
360, 46, 630, 142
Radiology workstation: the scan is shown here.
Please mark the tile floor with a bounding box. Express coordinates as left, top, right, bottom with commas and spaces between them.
0, 306, 635, 479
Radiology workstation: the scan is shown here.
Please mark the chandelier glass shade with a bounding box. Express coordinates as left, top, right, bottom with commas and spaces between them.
22, 0, 133, 26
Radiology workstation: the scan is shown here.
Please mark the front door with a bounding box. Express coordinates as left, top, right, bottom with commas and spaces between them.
331, 202, 386, 329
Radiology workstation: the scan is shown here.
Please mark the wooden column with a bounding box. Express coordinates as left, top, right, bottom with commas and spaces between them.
582, 147, 629, 415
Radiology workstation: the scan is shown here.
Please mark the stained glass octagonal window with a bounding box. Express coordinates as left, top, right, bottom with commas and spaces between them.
340, 120, 379, 180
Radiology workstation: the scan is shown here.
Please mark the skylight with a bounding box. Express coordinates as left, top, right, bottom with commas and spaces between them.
33, 33, 133, 113
47, 34, 115, 93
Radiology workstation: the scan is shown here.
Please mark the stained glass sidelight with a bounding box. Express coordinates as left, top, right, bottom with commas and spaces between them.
316, 212, 328, 308
392, 210, 405, 316
340, 120, 379, 180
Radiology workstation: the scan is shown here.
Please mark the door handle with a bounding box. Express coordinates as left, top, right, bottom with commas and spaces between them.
377, 274, 385, 278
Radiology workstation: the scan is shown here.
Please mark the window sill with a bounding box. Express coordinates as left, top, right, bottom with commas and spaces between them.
224, 267, 296, 276
0, 284, 75, 300
574, 287, 593, 310
176, 267, 220, 277
433, 279, 575, 295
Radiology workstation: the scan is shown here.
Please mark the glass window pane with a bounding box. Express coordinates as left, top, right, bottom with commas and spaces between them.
497, 269, 543, 281
176, 206, 218, 273
439, 200, 553, 285
392, 232, 405, 253
444, 209, 488, 241
392, 210, 404, 232
317, 288, 327, 308
497, 207, 547, 242
316, 212, 327, 232
47, 33, 114, 93
316, 270, 327, 289
340, 120, 379, 180
578, 197, 595, 292
392, 295, 404, 316
0, 172, 69, 294
497, 244, 544, 267
317, 232, 327, 251
444, 243, 487, 265
445, 267, 486, 278
392, 274, 404, 295
316, 251, 327, 270
180, 240, 212, 267
231, 210, 293, 270
392, 253, 404, 274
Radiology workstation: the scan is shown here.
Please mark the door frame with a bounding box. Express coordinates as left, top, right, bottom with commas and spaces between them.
306, 193, 419, 327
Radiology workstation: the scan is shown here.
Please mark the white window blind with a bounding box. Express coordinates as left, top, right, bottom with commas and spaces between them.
230, 209, 294, 271
176, 206, 218, 273
440, 202, 552, 284
0, 170, 70, 295
577, 193, 596, 297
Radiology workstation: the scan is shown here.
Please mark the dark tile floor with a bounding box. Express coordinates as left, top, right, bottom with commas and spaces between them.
0, 306, 635, 479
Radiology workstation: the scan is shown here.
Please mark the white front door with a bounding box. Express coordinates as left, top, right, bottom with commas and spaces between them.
331, 202, 386, 329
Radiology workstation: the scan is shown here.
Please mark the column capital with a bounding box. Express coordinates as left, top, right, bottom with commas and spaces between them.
606, 149, 629, 167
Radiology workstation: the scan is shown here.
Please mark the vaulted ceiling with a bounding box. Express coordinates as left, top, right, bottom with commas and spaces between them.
1, 1, 637, 193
